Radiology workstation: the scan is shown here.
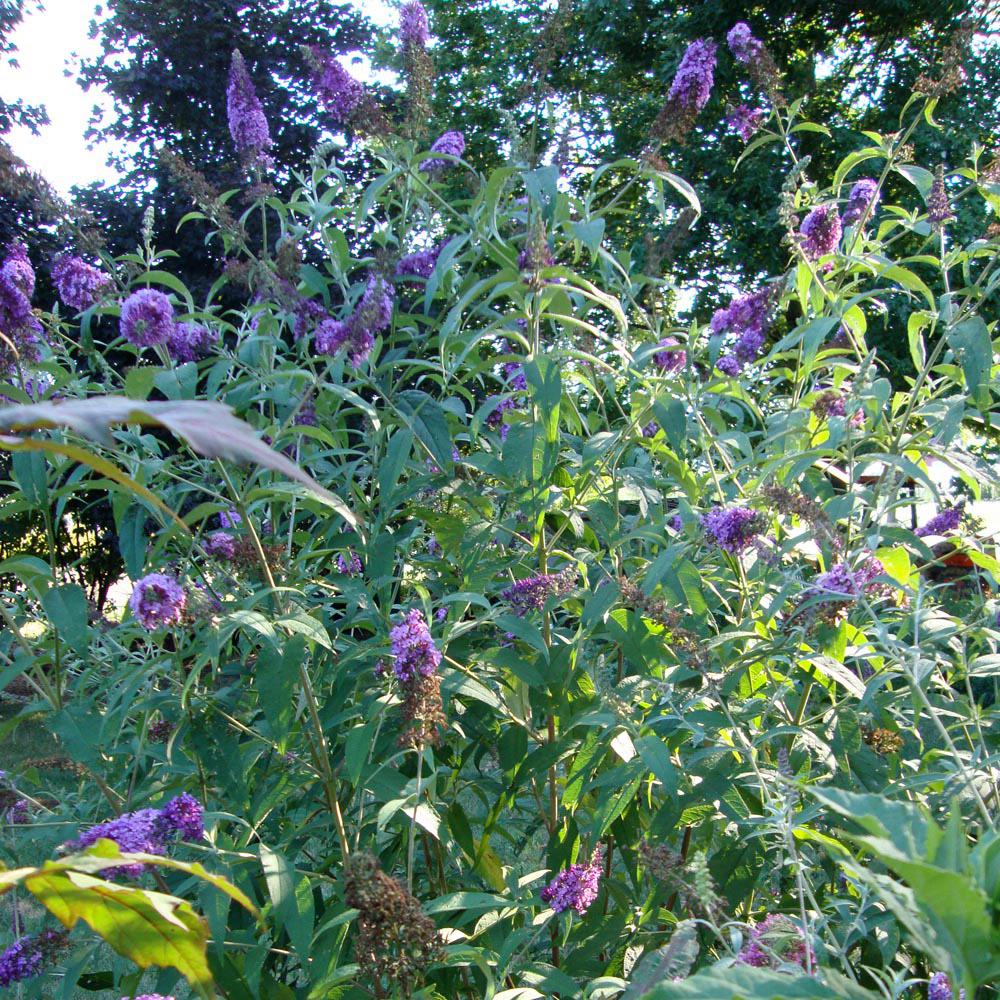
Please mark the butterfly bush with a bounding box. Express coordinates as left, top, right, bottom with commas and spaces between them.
3, 11, 1000, 1000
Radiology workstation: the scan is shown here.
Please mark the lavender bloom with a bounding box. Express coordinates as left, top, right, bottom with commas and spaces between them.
518, 241, 555, 273
314, 275, 393, 367
204, 531, 236, 559
737, 914, 811, 969
812, 389, 865, 428
129, 573, 186, 630
669, 514, 683, 531
0, 935, 43, 986
799, 205, 842, 259
166, 322, 216, 363
51, 255, 110, 311
726, 104, 765, 142
803, 557, 889, 606
396, 241, 448, 280
842, 178, 879, 226
293, 297, 326, 341
423, 130, 465, 173
294, 397, 317, 426
501, 566, 575, 616
711, 287, 773, 372
541, 848, 603, 915
219, 509, 242, 529
70, 807, 167, 878
124, 996, 176, 1000
0, 242, 44, 373
642, 421, 658, 438
716, 354, 742, 376
653, 336, 686, 372
390, 609, 441, 683
701, 506, 765, 553
309, 47, 365, 125
435, 607, 448, 622
337, 549, 363, 575
928, 972, 964, 1000
400, 1, 430, 47
916, 505, 963, 538
668, 39, 717, 114
158, 793, 204, 842
727, 22, 764, 64
227, 50, 272, 157
427, 538, 441, 556
1, 369, 52, 403
120, 288, 174, 348
0, 930, 66, 987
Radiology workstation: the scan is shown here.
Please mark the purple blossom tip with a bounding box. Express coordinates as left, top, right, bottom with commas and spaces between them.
390, 609, 441, 683
541, 848, 603, 915
129, 573, 186, 630
227, 50, 272, 156
423, 131, 465, 173
799, 205, 842, 260
51, 255, 110, 311
701, 506, 765, 552
120, 288, 174, 348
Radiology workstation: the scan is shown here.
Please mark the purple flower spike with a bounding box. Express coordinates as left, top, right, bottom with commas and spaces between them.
390, 609, 441, 683
158, 792, 204, 842
309, 47, 365, 125
167, 322, 216, 363
799, 205, 842, 259
541, 848, 603, 915
916, 504, 963, 538
129, 573, 186, 630
120, 288, 174, 348
653, 336, 686, 372
227, 50, 272, 158
701, 506, 765, 553
423, 131, 465, 173
400, 2, 430, 47
842, 178, 879, 226
668, 39, 717, 114
51, 255, 110, 311
727, 23, 764, 64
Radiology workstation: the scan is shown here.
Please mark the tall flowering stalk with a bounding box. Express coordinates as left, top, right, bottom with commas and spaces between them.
227, 50, 272, 164
648, 39, 717, 145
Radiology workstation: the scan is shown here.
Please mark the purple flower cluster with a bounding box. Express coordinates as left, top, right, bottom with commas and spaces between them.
701, 506, 766, 553
726, 103, 765, 142
51, 255, 110, 311
294, 396, 317, 426
227, 50, 272, 159
842, 178, 879, 226
314, 275, 393, 367
928, 972, 964, 1000
423, 130, 466, 173
737, 914, 811, 969
653, 336, 686, 372
916, 504, 963, 538
129, 572, 186, 630
158, 791, 204, 841
541, 848, 603, 915
799, 205, 842, 259
804, 557, 887, 603
501, 566, 575, 616
812, 389, 865, 428
204, 531, 236, 560
167, 322, 216, 363
69, 793, 204, 879
120, 288, 174, 348
0, 241, 44, 373
219, 509, 242, 529
125, 995, 176, 1000
337, 549, 363, 575
396, 240, 448, 280
0, 930, 66, 987
518, 240, 555, 273
711, 287, 773, 374
390, 609, 441, 683
400, 1, 430, 47
667, 39, 717, 114
642, 420, 659, 438
727, 22, 764, 64
309, 47, 365, 125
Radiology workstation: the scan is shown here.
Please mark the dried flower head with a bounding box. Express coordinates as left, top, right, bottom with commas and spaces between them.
863, 727, 903, 755
928, 165, 954, 229
343, 852, 442, 993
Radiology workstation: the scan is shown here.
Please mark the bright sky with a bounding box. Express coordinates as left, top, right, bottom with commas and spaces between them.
0, 0, 395, 195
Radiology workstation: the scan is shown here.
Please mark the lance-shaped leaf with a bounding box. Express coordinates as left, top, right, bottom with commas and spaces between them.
0, 396, 363, 536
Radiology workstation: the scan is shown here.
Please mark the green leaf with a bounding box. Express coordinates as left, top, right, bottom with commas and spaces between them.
947, 317, 993, 411
0, 397, 360, 533
41, 583, 89, 655
641, 966, 879, 999
394, 389, 454, 473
